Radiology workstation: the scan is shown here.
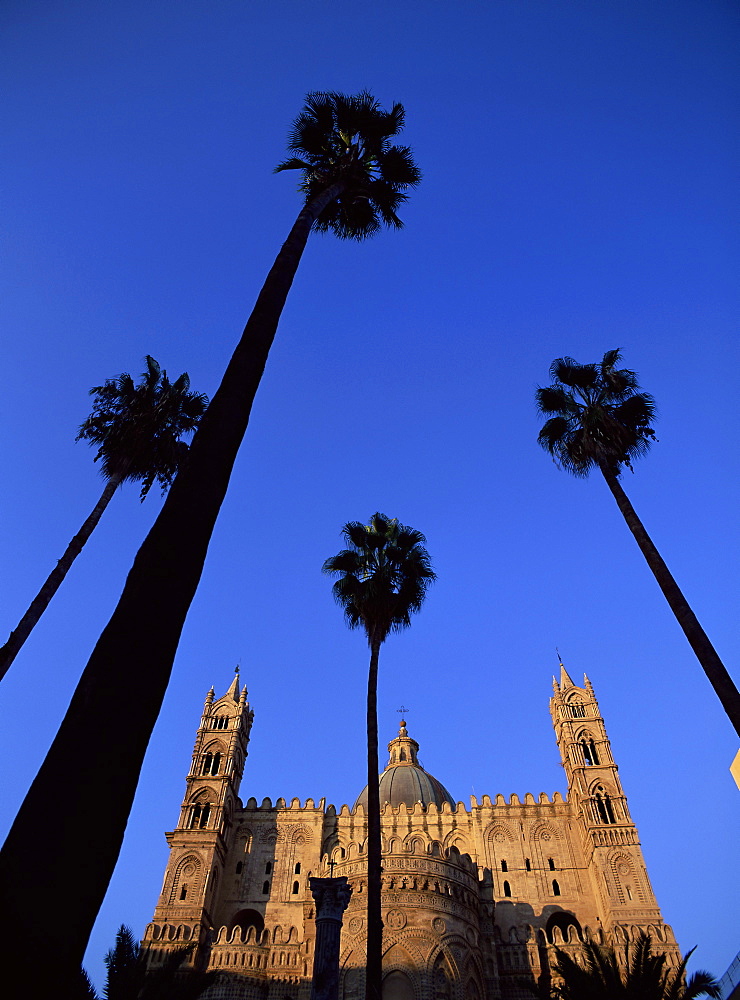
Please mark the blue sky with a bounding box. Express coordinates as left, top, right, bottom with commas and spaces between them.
1, 0, 738, 990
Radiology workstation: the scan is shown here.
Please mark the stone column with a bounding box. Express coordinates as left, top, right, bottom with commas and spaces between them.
309, 876, 353, 1000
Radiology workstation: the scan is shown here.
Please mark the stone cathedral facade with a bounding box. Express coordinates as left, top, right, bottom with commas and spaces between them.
143, 667, 680, 999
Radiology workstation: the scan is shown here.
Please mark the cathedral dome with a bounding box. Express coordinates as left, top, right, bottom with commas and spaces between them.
354, 719, 455, 810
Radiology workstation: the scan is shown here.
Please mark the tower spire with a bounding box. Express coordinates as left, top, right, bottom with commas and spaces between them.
556, 648, 575, 689
226, 663, 241, 701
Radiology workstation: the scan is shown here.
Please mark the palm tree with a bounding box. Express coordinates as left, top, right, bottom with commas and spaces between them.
0, 93, 420, 993
81, 925, 216, 1000
0, 356, 207, 682
536, 349, 740, 737
323, 513, 435, 1000
551, 931, 720, 999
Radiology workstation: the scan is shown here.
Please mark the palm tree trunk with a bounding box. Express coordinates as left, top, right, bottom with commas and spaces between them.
600, 463, 740, 737
0, 181, 345, 991
0, 475, 123, 682
365, 637, 383, 1000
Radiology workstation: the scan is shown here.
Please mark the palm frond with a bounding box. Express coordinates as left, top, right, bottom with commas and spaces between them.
681, 970, 722, 1000
553, 932, 719, 1000
324, 512, 435, 645
77, 356, 208, 499
273, 157, 312, 174
76, 967, 99, 999
600, 347, 622, 368
536, 351, 657, 478
535, 384, 579, 416
275, 91, 420, 241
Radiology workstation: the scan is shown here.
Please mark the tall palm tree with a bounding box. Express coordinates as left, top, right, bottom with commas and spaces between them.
323, 513, 435, 1000
536, 349, 740, 737
0, 93, 420, 993
0, 356, 207, 682
551, 931, 720, 1000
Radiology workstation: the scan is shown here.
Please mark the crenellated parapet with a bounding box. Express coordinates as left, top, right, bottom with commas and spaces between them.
207, 920, 310, 993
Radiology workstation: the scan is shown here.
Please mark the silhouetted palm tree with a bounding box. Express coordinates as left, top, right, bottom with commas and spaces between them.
0, 92, 420, 994
536, 349, 740, 737
82, 925, 216, 1000
323, 513, 435, 1000
551, 931, 720, 1000
0, 356, 207, 682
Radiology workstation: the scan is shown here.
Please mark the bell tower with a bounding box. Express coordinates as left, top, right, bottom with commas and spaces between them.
146, 671, 253, 958
550, 663, 667, 936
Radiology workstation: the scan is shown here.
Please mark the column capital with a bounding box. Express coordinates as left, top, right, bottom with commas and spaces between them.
309, 877, 352, 922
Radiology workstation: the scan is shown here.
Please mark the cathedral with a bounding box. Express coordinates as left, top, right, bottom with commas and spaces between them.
143, 667, 680, 999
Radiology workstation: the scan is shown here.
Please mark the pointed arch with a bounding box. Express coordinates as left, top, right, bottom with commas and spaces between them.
289, 824, 313, 844
593, 784, 616, 824
565, 691, 587, 718
382, 970, 415, 1000
169, 854, 202, 904
341, 964, 363, 1000
185, 791, 215, 829
531, 821, 559, 843
403, 833, 428, 854
609, 851, 643, 903
443, 832, 469, 854
545, 911, 582, 944
210, 711, 231, 730
429, 949, 456, 1000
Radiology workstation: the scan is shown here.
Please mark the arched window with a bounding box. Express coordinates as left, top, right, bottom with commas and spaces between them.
201, 752, 213, 775
548, 858, 556, 871
188, 803, 210, 828
546, 912, 582, 944
552, 879, 561, 896
569, 700, 586, 718
212, 716, 229, 730
595, 786, 616, 824
503, 881, 511, 897
501, 859, 508, 872
525, 858, 531, 871
170, 855, 201, 904
294, 862, 301, 874
292, 880, 300, 894
265, 861, 272, 874
262, 881, 270, 894
580, 738, 600, 765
